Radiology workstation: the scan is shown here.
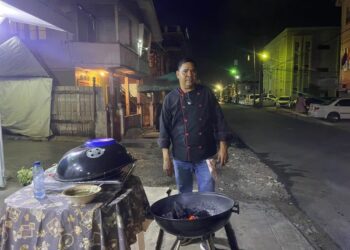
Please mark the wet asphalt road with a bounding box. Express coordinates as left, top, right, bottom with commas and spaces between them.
222, 104, 350, 249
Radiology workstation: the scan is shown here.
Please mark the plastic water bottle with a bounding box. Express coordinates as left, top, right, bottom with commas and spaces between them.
32, 161, 45, 200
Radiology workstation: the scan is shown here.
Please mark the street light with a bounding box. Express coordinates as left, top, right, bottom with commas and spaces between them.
230, 68, 238, 76
216, 84, 223, 91
233, 75, 240, 104
215, 83, 223, 102
255, 51, 269, 107
229, 67, 240, 103
258, 51, 269, 62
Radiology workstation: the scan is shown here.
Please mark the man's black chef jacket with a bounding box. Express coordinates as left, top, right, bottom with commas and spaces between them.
158, 84, 232, 162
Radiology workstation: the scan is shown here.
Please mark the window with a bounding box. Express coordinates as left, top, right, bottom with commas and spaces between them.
317, 45, 330, 50
294, 41, 300, 73
294, 65, 298, 72
38, 27, 46, 40
119, 15, 132, 46
336, 99, 350, 106
347, 7, 350, 24
29, 25, 46, 40
316, 68, 329, 72
305, 41, 311, 50
9, 21, 27, 38
294, 42, 300, 51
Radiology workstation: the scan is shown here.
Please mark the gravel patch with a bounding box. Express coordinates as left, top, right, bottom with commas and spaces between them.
129, 142, 290, 202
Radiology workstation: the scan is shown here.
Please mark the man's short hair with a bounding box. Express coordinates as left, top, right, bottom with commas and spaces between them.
177, 58, 196, 70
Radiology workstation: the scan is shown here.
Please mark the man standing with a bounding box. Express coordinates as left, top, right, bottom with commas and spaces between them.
158, 58, 232, 193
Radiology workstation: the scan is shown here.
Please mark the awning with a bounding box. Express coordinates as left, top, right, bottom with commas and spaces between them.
156, 72, 177, 81
0, 0, 73, 32
138, 82, 178, 92
138, 72, 178, 92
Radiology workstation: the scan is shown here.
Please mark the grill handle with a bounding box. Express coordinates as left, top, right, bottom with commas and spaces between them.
232, 201, 240, 214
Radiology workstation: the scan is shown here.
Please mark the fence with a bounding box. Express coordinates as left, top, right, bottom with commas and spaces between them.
51, 86, 98, 136
124, 114, 142, 130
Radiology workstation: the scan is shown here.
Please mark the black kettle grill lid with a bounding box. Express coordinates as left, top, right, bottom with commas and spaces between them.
84, 138, 116, 148
56, 138, 135, 182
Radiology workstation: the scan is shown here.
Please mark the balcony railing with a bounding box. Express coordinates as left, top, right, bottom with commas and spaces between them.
68, 42, 149, 74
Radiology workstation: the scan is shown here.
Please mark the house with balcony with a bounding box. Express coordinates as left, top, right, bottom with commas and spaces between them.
137, 25, 192, 129
162, 25, 192, 72
263, 27, 339, 98
0, 0, 162, 139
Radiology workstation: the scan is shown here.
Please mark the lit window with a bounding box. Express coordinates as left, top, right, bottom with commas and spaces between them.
29, 25, 37, 40
38, 26, 46, 40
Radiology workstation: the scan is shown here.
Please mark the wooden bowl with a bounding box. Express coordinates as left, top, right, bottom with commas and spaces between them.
62, 185, 101, 204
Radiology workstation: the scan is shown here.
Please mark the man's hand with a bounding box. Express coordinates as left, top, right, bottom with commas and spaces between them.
162, 148, 173, 176
217, 141, 228, 166
163, 157, 174, 177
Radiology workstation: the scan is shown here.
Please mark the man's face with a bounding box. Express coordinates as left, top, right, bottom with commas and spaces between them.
176, 62, 197, 91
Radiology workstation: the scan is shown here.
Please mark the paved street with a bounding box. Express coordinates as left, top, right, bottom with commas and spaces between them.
222, 104, 350, 249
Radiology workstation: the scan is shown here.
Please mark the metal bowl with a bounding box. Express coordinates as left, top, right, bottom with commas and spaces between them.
62, 184, 101, 204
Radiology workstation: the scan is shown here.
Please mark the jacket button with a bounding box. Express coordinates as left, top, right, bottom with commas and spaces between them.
185, 133, 189, 136
182, 106, 185, 109
198, 132, 202, 135
198, 145, 202, 149
197, 92, 200, 95
198, 104, 202, 108
199, 117, 202, 121
187, 146, 191, 149
184, 119, 188, 123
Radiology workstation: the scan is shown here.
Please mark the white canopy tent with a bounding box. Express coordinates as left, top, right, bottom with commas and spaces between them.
0, 36, 52, 138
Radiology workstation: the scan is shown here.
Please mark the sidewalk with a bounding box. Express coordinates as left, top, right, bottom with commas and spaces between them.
132, 187, 313, 250
123, 130, 316, 249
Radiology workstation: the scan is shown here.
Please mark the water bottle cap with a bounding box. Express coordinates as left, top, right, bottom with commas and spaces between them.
33, 161, 40, 166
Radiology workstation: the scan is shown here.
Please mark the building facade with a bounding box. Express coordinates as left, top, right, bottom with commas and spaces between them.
263, 27, 339, 97
0, 0, 163, 138
162, 25, 191, 72
336, 0, 350, 94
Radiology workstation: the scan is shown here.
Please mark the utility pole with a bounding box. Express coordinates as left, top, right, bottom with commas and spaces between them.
258, 63, 264, 107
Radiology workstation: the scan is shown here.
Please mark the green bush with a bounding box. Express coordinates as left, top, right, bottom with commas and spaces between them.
17, 167, 33, 186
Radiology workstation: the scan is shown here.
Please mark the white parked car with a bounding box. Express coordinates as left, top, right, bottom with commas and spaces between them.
264, 94, 277, 101
255, 97, 276, 107
244, 94, 260, 105
308, 98, 350, 121
276, 96, 293, 108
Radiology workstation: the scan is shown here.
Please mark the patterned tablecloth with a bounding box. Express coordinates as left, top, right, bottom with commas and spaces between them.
0, 175, 151, 250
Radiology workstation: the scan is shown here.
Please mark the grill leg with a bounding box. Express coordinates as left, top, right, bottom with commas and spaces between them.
207, 234, 216, 250
170, 238, 181, 250
155, 229, 164, 250
224, 222, 239, 250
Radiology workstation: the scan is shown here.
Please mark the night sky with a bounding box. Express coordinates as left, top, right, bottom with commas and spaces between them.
154, 0, 341, 83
